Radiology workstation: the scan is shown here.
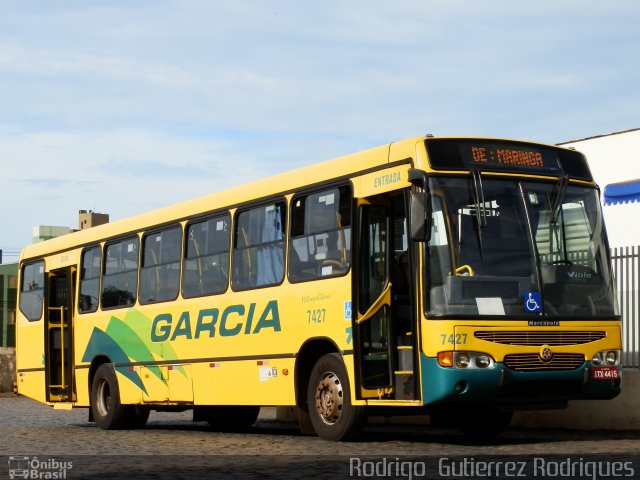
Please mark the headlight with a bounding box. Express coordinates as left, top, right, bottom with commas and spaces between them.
592, 350, 620, 366
592, 352, 603, 366
605, 350, 618, 365
476, 354, 492, 368
455, 353, 471, 368
439, 352, 495, 369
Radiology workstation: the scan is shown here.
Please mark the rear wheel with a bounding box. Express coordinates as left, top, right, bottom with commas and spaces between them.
129, 406, 150, 429
307, 353, 366, 441
205, 406, 260, 431
91, 363, 133, 430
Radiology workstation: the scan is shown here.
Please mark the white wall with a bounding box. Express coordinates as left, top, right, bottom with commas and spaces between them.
561, 129, 640, 249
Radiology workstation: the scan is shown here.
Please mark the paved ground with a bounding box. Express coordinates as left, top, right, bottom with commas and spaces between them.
1, 395, 639, 479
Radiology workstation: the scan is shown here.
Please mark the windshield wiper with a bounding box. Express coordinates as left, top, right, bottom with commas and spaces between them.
471, 170, 487, 259
550, 175, 569, 225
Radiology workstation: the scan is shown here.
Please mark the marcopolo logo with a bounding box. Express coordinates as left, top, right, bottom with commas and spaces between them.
8, 456, 72, 479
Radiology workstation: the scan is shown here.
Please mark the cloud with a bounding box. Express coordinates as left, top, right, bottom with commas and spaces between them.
1, 0, 639, 250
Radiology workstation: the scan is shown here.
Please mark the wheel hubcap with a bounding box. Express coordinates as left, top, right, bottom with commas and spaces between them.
314, 371, 343, 425
96, 378, 111, 417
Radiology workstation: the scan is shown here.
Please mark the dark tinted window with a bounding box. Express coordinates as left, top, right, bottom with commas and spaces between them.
79, 246, 101, 313
140, 226, 182, 304
183, 214, 230, 298
102, 237, 138, 309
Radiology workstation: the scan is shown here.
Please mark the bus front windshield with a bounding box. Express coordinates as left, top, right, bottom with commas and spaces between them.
426, 176, 619, 319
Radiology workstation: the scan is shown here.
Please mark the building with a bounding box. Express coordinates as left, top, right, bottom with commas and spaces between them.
0, 263, 17, 348
78, 210, 109, 230
559, 128, 640, 249
32, 225, 73, 244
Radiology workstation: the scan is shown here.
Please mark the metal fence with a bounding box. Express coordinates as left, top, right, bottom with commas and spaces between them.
612, 246, 639, 368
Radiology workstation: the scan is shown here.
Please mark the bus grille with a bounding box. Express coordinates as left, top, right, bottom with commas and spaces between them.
503, 353, 585, 371
474, 331, 605, 346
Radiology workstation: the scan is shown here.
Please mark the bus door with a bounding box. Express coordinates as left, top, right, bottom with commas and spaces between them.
45, 266, 76, 402
355, 190, 419, 401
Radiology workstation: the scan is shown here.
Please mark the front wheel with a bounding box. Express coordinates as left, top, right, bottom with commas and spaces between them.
307, 353, 366, 441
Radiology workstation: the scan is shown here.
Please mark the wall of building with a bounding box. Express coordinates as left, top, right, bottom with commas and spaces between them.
0, 347, 15, 393
561, 129, 640, 249
32, 225, 72, 244
0, 263, 17, 348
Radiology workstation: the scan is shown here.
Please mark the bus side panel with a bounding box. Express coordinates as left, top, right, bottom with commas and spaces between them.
72, 275, 353, 408
192, 358, 296, 406
16, 317, 47, 404
16, 371, 47, 404
73, 368, 90, 406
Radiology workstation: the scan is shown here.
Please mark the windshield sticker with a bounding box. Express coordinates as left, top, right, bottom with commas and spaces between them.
475, 297, 505, 315
524, 292, 542, 313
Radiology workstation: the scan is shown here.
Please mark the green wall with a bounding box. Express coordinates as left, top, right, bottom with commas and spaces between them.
0, 263, 17, 347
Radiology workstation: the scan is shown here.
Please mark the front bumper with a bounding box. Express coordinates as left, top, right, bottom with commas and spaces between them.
420, 354, 621, 407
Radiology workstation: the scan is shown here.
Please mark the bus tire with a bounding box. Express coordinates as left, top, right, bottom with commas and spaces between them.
205, 406, 260, 431
307, 353, 366, 441
91, 363, 132, 430
129, 406, 150, 429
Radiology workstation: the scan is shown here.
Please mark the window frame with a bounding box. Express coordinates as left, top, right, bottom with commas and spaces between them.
19, 259, 45, 322
78, 245, 102, 314
287, 184, 353, 284
101, 235, 140, 311
231, 198, 287, 292
139, 224, 183, 305
182, 211, 232, 299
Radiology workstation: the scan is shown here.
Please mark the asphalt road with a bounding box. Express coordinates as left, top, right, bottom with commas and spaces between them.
1, 395, 639, 479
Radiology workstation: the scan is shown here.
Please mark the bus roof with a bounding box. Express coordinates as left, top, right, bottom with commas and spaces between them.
20, 136, 421, 261
19, 135, 584, 262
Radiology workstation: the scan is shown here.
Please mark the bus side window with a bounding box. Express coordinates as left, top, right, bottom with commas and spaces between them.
288, 186, 351, 283
79, 246, 101, 313
139, 226, 182, 304
101, 237, 139, 309
183, 213, 231, 298
19, 260, 45, 321
232, 202, 286, 291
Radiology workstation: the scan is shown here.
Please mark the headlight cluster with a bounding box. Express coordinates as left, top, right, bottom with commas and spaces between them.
592, 350, 620, 366
438, 351, 495, 369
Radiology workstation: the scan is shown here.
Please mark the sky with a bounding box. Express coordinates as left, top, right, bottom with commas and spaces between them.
1, 0, 639, 261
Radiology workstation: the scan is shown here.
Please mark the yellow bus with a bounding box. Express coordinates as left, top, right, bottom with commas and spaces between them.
15, 135, 621, 441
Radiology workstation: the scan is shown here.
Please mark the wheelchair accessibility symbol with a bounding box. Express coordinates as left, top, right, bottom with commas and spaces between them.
524, 292, 542, 313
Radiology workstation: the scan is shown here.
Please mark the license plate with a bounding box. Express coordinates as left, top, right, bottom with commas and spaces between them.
591, 366, 619, 380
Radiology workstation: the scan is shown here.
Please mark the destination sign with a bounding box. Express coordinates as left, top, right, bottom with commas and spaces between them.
425, 138, 592, 181
462, 144, 559, 172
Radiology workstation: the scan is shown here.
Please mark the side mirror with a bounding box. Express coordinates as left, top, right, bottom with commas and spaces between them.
410, 191, 432, 242
408, 169, 432, 242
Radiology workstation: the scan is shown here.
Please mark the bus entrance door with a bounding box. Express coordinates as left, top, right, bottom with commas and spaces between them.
45, 266, 76, 402
355, 191, 418, 401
